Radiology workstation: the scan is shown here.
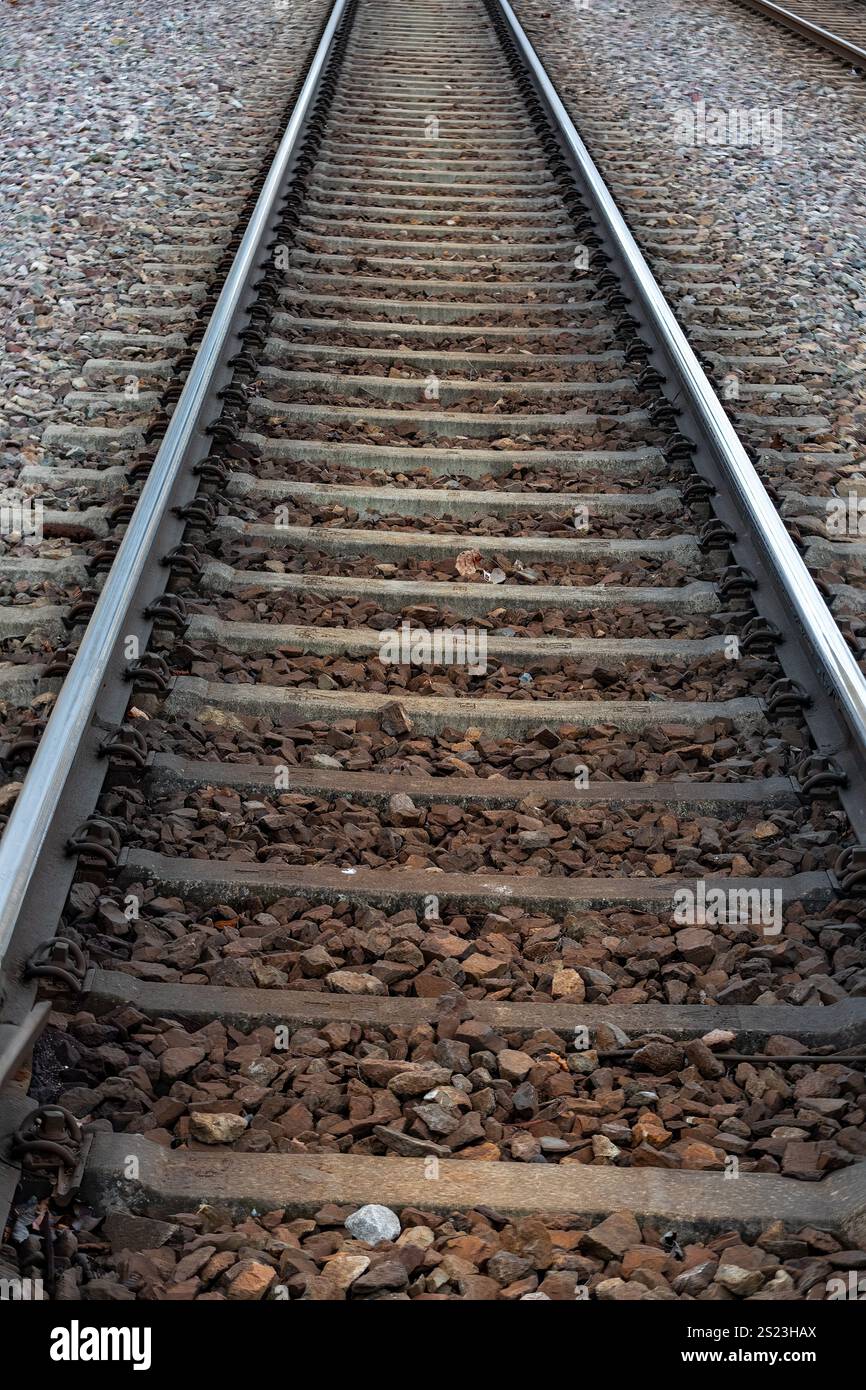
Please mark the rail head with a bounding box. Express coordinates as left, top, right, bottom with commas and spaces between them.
495, 0, 866, 782
0, 0, 349, 975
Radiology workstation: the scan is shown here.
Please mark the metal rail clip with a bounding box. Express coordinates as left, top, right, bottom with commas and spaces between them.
24, 938, 91, 995
12, 1106, 91, 1207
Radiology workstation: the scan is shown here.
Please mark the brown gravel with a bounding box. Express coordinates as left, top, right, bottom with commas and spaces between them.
148, 710, 807, 782
174, 643, 776, 703
278, 353, 627, 381
36, 1010, 865, 1181
9, 1193, 865, 1300
233, 501, 687, 539
254, 415, 662, 453
64, 877, 866, 1005
207, 589, 723, 640
119, 784, 842, 879
219, 544, 709, 587
251, 457, 665, 490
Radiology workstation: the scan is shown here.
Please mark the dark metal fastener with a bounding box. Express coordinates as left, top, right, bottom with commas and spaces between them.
161, 543, 203, 579
66, 816, 123, 869
100, 724, 148, 768
125, 653, 171, 692
718, 565, 757, 601
798, 753, 848, 799
12, 1106, 90, 1206
837, 845, 866, 894
24, 938, 89, 993
144, 593, 189, 631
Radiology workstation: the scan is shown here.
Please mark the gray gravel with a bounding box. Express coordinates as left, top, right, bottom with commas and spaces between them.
0, 0, 330, 791
511, 0, 866, 551
0, 0, 329, 483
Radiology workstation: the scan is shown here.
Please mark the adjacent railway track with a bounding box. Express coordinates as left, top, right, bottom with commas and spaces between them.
2, 0, 866, 1301
731, 0, 866, 67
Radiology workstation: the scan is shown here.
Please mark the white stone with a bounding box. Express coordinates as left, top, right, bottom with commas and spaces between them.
344, 1204, 401, 1246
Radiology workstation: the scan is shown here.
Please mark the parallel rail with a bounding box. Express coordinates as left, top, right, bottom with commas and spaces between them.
731, 0, 866, 67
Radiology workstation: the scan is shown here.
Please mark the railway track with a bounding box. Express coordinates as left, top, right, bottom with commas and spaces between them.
731, 0, 866, 66
2, 0, 866, 1303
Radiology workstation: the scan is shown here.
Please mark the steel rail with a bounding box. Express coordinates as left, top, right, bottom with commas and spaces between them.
731, 0, 866, 68
0, 0, 348, 972
496, 0, 866, 764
